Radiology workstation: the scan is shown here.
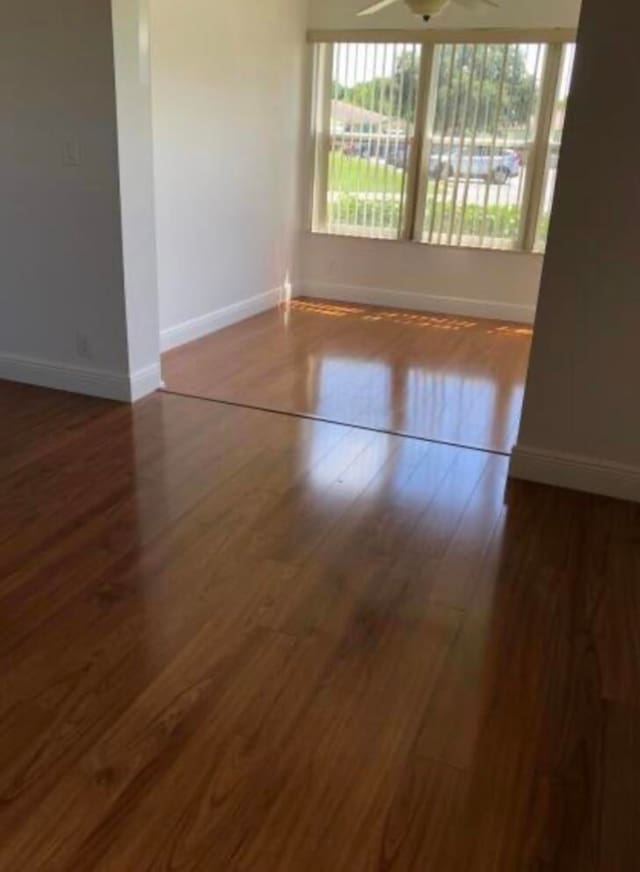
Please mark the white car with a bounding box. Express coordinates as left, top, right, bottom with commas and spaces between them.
430, 146, 522, 184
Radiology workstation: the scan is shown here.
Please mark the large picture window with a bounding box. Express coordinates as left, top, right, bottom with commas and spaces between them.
310, 34, 575, 253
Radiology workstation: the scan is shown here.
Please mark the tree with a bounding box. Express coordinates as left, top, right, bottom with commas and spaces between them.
433, 44, 537, 136
333, 45, 537, 135
392, 50, 421, 123
333, 77, 394, 116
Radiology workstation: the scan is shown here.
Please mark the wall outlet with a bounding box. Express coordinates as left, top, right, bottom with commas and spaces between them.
76, 332, 92, 360
63, 138, 81, 167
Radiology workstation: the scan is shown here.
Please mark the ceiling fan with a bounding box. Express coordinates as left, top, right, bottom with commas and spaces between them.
358, 0, 499, 23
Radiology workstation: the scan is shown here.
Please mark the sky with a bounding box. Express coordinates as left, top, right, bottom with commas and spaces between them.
332, 40, 575, 90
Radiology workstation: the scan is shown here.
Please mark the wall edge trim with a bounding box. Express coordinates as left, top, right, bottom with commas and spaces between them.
160, 287, 287, 352
0, 353, 162, 403
510, 444, 640, 504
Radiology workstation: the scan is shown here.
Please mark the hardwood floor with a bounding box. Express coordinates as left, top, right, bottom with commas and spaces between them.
1, 381, 639, 870
162, 298, 532, 454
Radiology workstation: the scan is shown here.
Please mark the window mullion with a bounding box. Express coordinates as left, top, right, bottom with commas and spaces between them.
406, 43, 436, 242
520, 42, 563, 252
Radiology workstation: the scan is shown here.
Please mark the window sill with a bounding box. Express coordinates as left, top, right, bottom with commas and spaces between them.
306, 230, 545, 258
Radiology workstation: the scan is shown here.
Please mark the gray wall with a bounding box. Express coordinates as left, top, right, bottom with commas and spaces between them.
1, 1, 128, 375
512, 0, 640, 501
0, 0, 160, 400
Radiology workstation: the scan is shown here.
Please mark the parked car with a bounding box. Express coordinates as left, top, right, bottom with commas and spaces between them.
384, 141, 410, 168
429, 146, 521, 184
358, 139, 386, 160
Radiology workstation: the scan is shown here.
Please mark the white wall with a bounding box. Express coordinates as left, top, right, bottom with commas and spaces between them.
151, 0, 308, 350
301, 0, 582, 325
0, 0, 160, 401
310, 0, 581, 31
511, 0, 640, 503
302, 236, 543, 323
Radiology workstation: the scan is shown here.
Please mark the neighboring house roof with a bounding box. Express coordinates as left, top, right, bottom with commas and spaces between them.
331, 100, 389, 129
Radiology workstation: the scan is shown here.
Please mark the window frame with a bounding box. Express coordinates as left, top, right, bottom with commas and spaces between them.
307, 28, 577, 254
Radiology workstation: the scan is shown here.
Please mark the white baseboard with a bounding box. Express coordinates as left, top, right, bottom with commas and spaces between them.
160, 287, 286, 352
0, 353, 162, 403
0, 352, 130, 402
510, 445, 640, 504
299, 281, 535, 325
129, 363, 163, 402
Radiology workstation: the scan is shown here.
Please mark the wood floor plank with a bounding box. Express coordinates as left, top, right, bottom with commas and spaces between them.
0, 382, 118, 478
0, 400, 307, 653
162, 297, 532, 453
0, 381, 638, 870
341, 754, 468, 872
1, 624, 303, 871
226, 608, 460, 872
264, 440, 477, 642
0, 404, 425, 845
414, 484, 637, 871
598, 702, 640, 871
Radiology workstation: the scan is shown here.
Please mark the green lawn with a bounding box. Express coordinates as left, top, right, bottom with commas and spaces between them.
329, 152, 404, 195
329, 194, 525, 243
326, 154, 550, 246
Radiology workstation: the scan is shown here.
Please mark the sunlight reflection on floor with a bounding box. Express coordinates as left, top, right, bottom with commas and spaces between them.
286, 299, 533, 338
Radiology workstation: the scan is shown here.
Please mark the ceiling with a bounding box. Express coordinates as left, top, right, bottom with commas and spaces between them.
309, 0, 582, 31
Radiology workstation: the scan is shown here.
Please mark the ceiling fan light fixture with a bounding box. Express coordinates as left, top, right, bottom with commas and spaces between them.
358, 0, 499, 20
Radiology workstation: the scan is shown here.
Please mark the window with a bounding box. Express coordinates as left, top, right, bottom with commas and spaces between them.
310, 34, 575, 253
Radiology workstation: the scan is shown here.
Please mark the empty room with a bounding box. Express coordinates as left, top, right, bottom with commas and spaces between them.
160, 5, 568, 455
1, 0, 639, 869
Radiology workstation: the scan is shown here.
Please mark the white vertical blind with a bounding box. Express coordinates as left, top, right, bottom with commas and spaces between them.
320, 42, 422, 239
422, 42, 546, 250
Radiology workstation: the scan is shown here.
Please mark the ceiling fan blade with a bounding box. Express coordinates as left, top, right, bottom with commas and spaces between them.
358, 0, 402, 16
452, 0, 500, 8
